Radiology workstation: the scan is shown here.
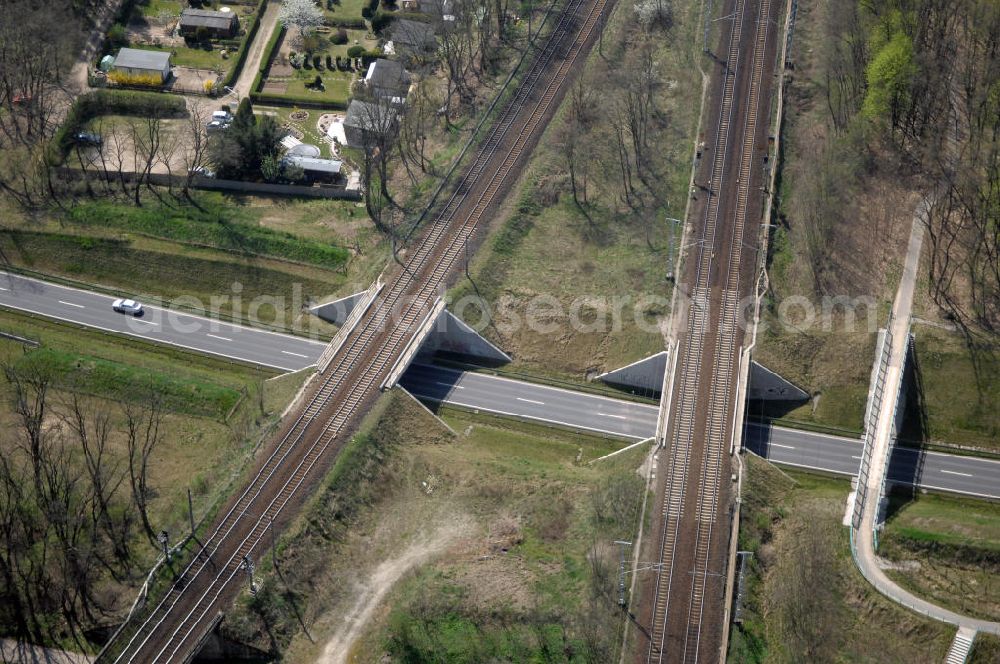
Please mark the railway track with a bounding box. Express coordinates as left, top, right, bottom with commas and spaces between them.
644, 0, 777, 661
100, 0, 612, 660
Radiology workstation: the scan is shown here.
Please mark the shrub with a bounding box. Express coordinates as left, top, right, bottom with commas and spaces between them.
331, 27, 349, 45
107, 70, 165, 88
326, 54, 333, 68
302, 33, 324, 53
313, 54, 322, 69
313, 74, 324, 89
361, 0, 380, 18
347, 44, 365, 58
370, 11, 394, 33
303, 57, 312, 69
107, 23, 128, 48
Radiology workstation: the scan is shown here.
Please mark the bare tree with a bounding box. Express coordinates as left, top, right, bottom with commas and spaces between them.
0, 0, 80, 208
356, 98, 400, 234
182, 105, 211, 194
123, 391, 165, 546
131, 116, 164, 206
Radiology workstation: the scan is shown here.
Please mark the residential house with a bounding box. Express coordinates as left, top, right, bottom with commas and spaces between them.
363, 59, 411, 105
387, 19, 437, 58
343, 99, 398, 148
112, 48, 172, 83
178, 8, 240, 39
418, 0, 456, 21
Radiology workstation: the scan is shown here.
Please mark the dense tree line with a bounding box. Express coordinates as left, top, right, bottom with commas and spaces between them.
817, 1, 1000, 333
0, 357, 164, 650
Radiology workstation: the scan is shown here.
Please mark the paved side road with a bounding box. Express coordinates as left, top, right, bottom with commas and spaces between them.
0, 271, 325, 372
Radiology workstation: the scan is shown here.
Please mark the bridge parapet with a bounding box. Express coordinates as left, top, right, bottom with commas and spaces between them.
317, 275, 384, 373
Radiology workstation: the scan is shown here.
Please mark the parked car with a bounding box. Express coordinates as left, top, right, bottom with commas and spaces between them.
212, 110, 232, 122
74, 131, 103, 147
206, 119, 230, 132
189, 166, 216, 178
112, 298, 144, 316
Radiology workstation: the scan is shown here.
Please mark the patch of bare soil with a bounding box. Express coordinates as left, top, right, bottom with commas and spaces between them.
315, 518, 473, 664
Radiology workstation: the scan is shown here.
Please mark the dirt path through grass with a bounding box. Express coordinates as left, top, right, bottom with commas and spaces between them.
315, 519, 473, 664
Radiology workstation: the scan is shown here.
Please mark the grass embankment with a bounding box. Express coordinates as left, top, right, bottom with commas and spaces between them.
727, 455, 953, 663
0, 192, 391, 331
219, 391, 647, 661
757, 0, 913, 432
909, 277, 1000, 449
448, 0, 704, 382
879, 492, 1000, 622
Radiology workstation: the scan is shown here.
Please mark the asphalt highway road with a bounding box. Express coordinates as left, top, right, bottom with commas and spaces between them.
2, 271, 997, 499
0, 271, 325, 371
401, 365, 1000, 500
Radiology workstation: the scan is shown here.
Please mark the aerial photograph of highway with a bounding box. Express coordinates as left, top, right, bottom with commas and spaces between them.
0, 0, 997, 662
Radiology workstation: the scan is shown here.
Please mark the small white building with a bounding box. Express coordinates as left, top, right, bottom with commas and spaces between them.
112, 48, 172, 82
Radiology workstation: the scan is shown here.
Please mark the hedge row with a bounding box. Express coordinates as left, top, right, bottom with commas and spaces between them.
222, 0, 270, 88
53, 90, 187, 162
250, 93, 349, 110
250, 23, 286, 96
327, 16, 366, 29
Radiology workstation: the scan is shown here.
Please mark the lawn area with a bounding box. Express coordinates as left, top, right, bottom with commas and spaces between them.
727, 456, 955, 663
218, 391, 646, 661
257, 26, 378, 106
446, 0, 704, 382
66, 196, 350, 267
143, 43, 233, 73
83, 113, 187, 137
136, 0, 184, 18
879, 491, 1000, 622
256, 105, 345, 158
752, 322, 876, 432
284, 72, 353, 102
321, 0, 368, 21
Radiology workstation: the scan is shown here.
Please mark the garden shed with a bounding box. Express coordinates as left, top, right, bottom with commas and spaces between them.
112, 48, 172, 83
178, 8, 240, 39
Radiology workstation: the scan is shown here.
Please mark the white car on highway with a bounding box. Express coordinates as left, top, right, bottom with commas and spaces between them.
112, 298, 144, 316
